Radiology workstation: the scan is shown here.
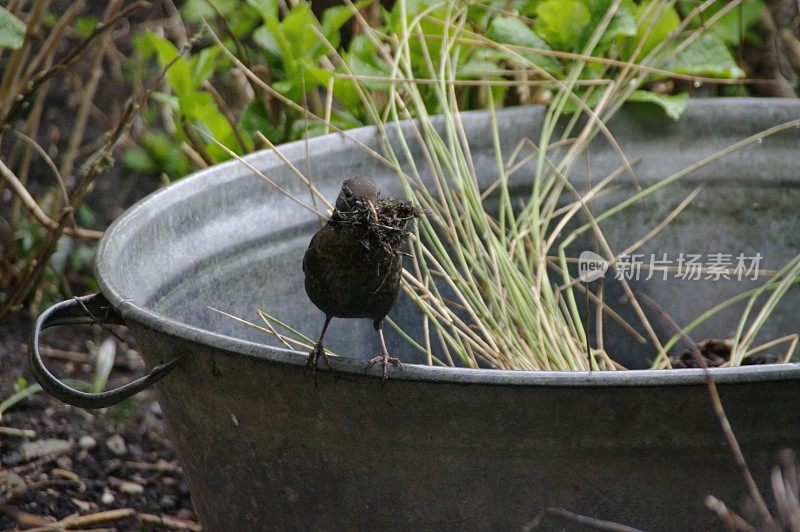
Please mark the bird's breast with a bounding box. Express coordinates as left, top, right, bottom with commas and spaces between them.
303, 224, 402, 320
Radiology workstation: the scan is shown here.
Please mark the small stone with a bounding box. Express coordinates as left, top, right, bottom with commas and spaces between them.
79, 435, 96, 450
127, 443, 143, 459
20, 439, 72, 461
56, 455, 72, 469
159, 495, 176, 510
0, 471, 27, 502
101, 490, 115, 505
105, 434, 127, 456
1, 451, 23, 466
119, 481, 144, 496
71, 498, 92, 512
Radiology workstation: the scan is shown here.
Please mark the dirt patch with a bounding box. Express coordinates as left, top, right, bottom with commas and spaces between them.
670, 338, 784, 368
0, 319, 199, 531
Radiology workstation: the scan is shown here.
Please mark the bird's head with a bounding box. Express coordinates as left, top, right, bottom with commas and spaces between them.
335, 176, 379, 212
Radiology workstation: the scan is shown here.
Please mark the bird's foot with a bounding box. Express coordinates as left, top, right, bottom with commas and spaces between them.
305, 343, 331, 382
364, 353, 403, 380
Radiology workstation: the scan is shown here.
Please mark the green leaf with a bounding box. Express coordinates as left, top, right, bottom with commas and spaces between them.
534, 0, 591, 51
289, 118, 328, 139
486, 16, 558, 70
182, 91, 242, 159
0, 6, 26, 50
69, 241, 95, 271
666, 33, 745, 79
123, 147, 159, 174
561, 87, 604, 114
92, 338, 116, 393
321, 5, 355, 49
247, 0, 280, 20
707, 0, 764, 45
457, 57, 501, 79
628, 1, 680, 60
347, 54, 392, 89
239, 100, 283, 143
587, 0, 637, 45
150, 91, 180, 113
263, 11, 298, 81
181, 0, 240, 21
76, 204, 96, 228
627, 90, 688, 120
344, 34, 393, 89
386, 0, 432, 33
301, 63, 333, 87
14, 377, 28, 393
488, 16, 549, 50
141, 32, 194, 101
332, 76, 362, 116
227, 6, 261, 38
190, 47, 221, 88
253, 25, 280, 58
1, 383, 44, 419
246, 0, 279, 21
281, 2, 319, 60
181, 0, 259, 37
128, 131, 191, 179
73, 16, 98, 39
328, 108, 362, 130
272, 79, 295, 94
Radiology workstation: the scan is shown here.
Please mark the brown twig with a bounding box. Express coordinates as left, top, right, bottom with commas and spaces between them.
0, 158, 103, 240
704, 495, 758, 532
10, 452, 66, 475
0, 505, 54, 528
202, 80, 247, 152
139, 512, 203, 531
0, 426, 36, 438
124, 459, 181, 473
0, 1, 52, 104
0, 1, 150, 127
180, 116, 215, 166
522, 507, 643, 531
58, 0, 124, 185
640, 294, 775, 529
0, 9, 187, 324
27, 343, 137, 370
23, 508, 137, 531
0, 208, 72, 321
3, 52, 52, 221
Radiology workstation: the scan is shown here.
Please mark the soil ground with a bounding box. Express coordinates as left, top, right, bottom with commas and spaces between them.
0, 317, 199, 531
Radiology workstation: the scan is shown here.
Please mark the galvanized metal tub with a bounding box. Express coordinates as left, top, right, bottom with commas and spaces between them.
31, 99, 800, 530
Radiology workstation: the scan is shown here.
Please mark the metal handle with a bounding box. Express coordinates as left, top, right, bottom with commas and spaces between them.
29, 293, 179, 409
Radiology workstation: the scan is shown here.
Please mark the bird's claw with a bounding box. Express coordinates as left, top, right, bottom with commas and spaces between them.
305, 343, 331, 385
364, 354, 403, 380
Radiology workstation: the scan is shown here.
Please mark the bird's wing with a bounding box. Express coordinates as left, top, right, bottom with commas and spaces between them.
302, 229, 321, 274
302, 243, 311, 274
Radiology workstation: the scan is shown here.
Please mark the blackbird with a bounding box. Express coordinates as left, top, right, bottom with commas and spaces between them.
302, 176, 411, 379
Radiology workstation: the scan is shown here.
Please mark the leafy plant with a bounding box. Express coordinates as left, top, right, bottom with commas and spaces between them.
127, 0, 757, 180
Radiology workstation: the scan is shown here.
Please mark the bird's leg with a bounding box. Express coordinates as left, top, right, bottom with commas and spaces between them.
306, 316, 333, 379
365, 320, 403, 380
